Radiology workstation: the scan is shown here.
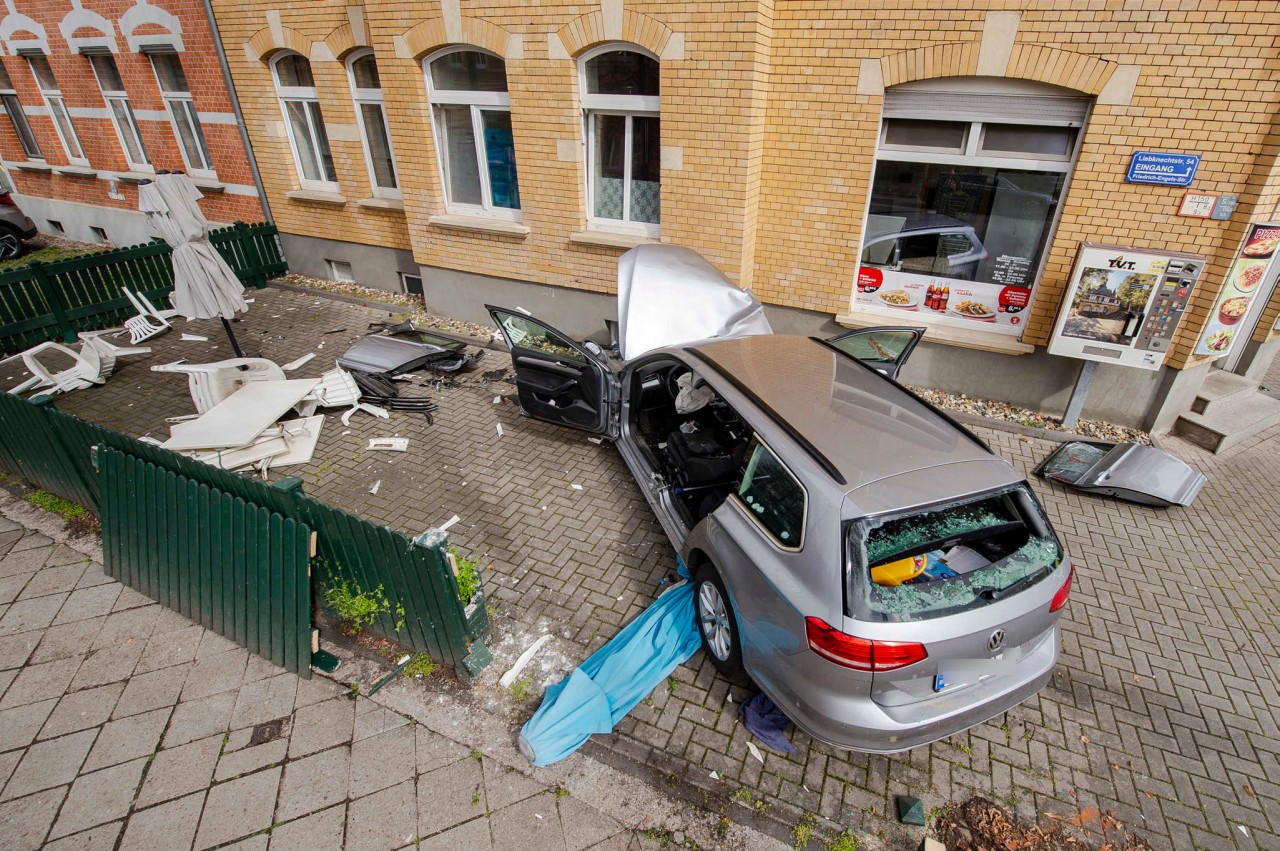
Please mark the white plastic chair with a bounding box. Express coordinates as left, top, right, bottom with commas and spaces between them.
3, 333, 150, 395
151, 357, 287, 413
121, 288, 172, 345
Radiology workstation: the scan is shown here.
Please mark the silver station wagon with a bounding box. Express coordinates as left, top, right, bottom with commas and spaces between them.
488, 245, 1073, 752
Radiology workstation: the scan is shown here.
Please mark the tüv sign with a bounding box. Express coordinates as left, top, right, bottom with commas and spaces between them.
1126, 151, 1201, 187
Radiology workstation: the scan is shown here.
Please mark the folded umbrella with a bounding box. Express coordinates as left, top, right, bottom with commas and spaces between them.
518, 561, 701, 767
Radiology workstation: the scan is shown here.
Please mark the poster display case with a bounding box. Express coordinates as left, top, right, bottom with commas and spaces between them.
1194, 223, 1280, 358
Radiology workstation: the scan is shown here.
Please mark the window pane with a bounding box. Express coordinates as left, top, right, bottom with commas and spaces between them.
90, 55, 124, 92
351, 54, 381, 90
737, 442, 803, 546
151, 53, 189, 93
585, 51, 659, 97
109, 98, 148, 164
306, 101, 336, 182
49, 98, 82, 159
829, 330, 918, 366
285, 99, 320, 181
481, 110, 519, 209
2, 94, 40, 158
27, 56, 57, 91
180, 100, 212, 170
496, 313, 584, 363
592, 113, 625, 220
981, 124, 1076, 157
437, 104, 481, 205
882, 119, 967, 151
360, 102, 397, 189
430, 51, 507, 92
275, 54, 314, 88
629, 115, 660, 224
0, 61, 13, 90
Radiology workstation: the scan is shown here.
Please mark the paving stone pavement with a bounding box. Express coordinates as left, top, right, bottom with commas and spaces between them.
10, 285, 1280, 849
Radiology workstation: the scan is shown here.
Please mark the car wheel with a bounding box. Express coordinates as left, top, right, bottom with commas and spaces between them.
694, 563, 743, 677
0, 228, 23, 261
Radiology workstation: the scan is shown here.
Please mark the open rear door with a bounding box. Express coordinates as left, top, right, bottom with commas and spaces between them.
487, 306, 617, 436
825, 327, 923, 380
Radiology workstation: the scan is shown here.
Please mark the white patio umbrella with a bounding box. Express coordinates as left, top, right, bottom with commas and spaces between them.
138, 172, 248, 355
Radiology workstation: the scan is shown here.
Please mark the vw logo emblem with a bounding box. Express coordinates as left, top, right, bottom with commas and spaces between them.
987, 629, 1006, 652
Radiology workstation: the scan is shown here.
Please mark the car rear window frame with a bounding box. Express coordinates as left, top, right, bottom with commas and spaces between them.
843, 483, 1062, 623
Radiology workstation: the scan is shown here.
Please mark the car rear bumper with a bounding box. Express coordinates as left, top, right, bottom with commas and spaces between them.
752, 623, 1059, 753
18, 216, 36, 238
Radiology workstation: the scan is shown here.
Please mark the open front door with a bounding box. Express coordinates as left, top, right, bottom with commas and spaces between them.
487, 306, 617, 435
825, 327, 924, 380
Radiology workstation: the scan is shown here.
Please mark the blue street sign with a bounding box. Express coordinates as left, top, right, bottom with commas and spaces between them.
1126, 151, 1201, 187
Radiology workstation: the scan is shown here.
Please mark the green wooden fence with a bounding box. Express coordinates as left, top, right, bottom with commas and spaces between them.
99, 447, 314, 677
0, 222, 286, 354
0, 390, 491, 680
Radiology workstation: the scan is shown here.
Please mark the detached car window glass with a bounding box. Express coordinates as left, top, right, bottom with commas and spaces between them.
735, 440, 804, 547
497, 314, 585, 363
848, 485, 1060, 622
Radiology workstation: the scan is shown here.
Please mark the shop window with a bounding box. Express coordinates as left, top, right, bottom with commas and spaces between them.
0, 60, 41, 159
88, 54, 150, 172
272, 52, 337, 191
148, 52, 215, 177
425, 48, 520, 218
580, 46, 660, 235
855, 81, 1089, 338
347, 50, 399, 199
25, 54, 87, 166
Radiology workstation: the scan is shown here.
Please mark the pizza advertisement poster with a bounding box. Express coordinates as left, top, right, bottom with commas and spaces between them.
1194, 222, 1280, 357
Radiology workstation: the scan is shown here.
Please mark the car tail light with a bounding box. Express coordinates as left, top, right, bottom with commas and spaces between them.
0, 193, 14, 207
805, 617, 927, 671
1049, 564, 1074, 613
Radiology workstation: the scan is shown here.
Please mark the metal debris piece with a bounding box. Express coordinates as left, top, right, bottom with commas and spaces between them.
1034, 440, 1207, 507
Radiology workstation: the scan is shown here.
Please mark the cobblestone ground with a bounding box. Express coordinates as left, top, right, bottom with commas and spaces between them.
16, 286, 1280, 849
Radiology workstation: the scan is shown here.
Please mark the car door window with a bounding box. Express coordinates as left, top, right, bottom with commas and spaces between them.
827, 329, 920, 371
496, 313, 585, 363
734, 438, 805, 548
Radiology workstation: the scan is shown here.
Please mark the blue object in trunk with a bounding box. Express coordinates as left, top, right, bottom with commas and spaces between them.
518, 562, 699, 767
739, 691, 797, 754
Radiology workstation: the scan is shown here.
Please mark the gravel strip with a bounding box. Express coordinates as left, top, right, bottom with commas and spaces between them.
907, 385, 1152, 445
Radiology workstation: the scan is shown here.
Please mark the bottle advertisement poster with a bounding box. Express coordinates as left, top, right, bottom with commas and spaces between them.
854, 266, 1032, 337
1194, 223, 1280, 357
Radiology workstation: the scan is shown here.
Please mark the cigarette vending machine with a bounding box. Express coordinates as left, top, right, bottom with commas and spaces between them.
1047, 243, 1204, 371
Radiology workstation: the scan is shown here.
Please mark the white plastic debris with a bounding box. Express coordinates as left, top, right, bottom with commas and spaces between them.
495, 423, 504, 437
439, 515, 461, 532
571, 484, 583, 491
282, 353, 315, 371
747, 742, 764, 764
368, 437, 409, 452
1239, 826, 1250, 837
244, 298, 255, 303
493, 396, 500, 404
587, 437, 603, 444
181, 333, 208, 342
499, 634, 551, 688
709, 771, 720, 781
369, 480, 381, 495
534, 814, 542, 820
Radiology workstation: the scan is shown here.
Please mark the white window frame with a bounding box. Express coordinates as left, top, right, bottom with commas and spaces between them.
346, 49, 400, 200
147, 51, 215, 178
25, 54, 88, 166
88, 53, 151, 173
424, 46, 519, 221
0, 67, 41, 160
271, 51, 338, 193
579, 43, 660, 237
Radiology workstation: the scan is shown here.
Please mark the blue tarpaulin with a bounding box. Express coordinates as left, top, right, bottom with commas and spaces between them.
518, 562, 700, 767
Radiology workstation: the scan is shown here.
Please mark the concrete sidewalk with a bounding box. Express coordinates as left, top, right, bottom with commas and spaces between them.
0, 493, 781, 850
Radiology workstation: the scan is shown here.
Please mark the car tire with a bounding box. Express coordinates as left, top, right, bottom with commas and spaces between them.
0, 227, 24, 262
694, 563, 743, 678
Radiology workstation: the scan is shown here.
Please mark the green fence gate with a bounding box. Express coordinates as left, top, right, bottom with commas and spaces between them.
98, 447, 314, 677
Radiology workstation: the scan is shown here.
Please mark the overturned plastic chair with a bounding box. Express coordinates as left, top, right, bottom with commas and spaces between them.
152, 357, 286, 413
120, 287, 174, 345
4, 332, 150, 396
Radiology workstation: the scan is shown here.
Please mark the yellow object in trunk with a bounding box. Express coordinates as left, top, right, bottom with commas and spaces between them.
871, 554, 926, 587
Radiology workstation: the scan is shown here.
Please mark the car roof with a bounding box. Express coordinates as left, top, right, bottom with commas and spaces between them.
686, 334, 1011, 495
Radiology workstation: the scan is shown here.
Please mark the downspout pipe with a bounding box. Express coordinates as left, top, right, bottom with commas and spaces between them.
201, 0, 274, 224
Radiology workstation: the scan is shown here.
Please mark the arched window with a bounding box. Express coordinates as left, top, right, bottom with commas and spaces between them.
425, 48, 520, 217
580, 46, 659, 235
272, 52, 337, 191
347, 49, 399, 198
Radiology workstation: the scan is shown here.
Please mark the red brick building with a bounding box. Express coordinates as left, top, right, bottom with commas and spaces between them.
0, 0, 266, 247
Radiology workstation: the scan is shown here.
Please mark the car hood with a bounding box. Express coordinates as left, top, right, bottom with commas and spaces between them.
617, 244, 772, 360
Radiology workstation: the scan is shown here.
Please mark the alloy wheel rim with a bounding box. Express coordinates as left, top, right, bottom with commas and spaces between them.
697, 582, 731, 662
0, 234, 17, 258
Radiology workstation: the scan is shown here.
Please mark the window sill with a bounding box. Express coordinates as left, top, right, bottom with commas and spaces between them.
191, 177, 225, 193
113, 171, 155, 184
55, 165, 98, 178
13, 161, 52, 173
835, 311, 1036, 355
286, 189, 348, 207
428, 214, 529, 237
358, 197, 405, 212
569, 229, 658, 250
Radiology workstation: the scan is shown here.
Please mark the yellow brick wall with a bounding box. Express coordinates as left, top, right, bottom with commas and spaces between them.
212, 0, 1280, 370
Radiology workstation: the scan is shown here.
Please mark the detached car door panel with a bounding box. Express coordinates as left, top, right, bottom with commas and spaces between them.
487, 306, 614, 433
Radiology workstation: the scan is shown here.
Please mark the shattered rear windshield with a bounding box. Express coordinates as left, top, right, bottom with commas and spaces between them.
846, 485, 1061, 623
